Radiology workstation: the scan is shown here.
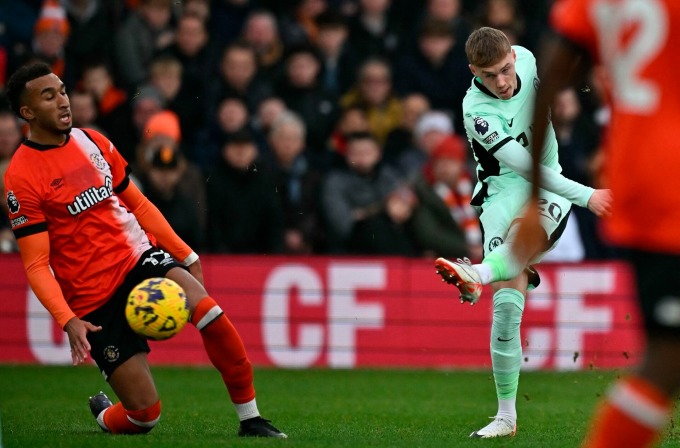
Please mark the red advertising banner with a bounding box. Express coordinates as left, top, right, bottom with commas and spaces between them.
0, 254, 642, 370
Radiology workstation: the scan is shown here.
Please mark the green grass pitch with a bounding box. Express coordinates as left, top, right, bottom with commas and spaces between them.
2, 366, 680, 447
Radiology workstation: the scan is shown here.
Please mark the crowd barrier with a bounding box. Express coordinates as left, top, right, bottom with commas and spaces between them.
0, 254, 641, 371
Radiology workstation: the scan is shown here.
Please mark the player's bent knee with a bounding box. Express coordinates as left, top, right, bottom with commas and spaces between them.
126, 400, 161, 433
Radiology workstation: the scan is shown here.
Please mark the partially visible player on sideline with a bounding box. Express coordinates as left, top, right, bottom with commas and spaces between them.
3, 63, 286, 438
433, 27, 611, 439
515, 1, 680, 447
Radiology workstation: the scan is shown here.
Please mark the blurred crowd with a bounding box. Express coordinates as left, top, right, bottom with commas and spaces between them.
0, 0, 618, 259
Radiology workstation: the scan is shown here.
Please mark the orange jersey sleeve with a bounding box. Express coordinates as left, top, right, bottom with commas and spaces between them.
17, 232, 76, 329
117, 181, 194, 264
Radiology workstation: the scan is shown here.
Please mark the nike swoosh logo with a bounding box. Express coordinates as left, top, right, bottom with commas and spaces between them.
507, 118, 514, 127
497, 337, 514, 342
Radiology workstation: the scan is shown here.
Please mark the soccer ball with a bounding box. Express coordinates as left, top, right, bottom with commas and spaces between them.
125, 277, 190, 341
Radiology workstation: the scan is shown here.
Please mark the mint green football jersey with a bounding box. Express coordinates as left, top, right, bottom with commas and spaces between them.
462, 46, 561, 206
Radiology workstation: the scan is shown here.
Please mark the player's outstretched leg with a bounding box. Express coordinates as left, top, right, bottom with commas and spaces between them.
88, 392, 161, 434
435, 257, 483, 304
191, 296, 287, 438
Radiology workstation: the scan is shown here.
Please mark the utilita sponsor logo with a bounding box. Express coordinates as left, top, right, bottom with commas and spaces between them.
67, 176, 113, 216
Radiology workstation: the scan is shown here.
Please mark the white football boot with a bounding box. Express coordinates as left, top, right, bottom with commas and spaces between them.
469, 416, 517, 438
434, 257, 483, 304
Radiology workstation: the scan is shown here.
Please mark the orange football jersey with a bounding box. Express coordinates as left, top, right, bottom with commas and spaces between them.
551, 0, 680, 252
4, 128, 151, 317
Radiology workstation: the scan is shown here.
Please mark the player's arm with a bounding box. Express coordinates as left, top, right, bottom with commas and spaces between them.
493, 138, 594, 208
116, 180, 203, 283
529, 33, 588, 200
514, 31, 609, 261
17, 232, 101, 365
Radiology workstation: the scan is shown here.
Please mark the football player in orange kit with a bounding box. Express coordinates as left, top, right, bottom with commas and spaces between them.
4, 63, 286, 438
515, 1, 680, 447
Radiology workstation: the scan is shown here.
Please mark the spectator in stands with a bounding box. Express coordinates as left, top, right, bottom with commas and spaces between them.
421, 0, 471, 53
268, 111, 324, 253
197, 95, 251, 170
475, 0, 525, 46
395, 18, 469, 132
0, 159, 18, 253
182, 0, 211, 23
28, 0, 71, 84
383, 93, 430, 175
252, 96, 287, 142
313, 10, 356, 96
206, 130, 285, 253
321, 132, 415, 254
279, 0, 328, 46
209, 0, 254, 47
127, 85, 165, 161
136, 110, 208, 231
132, 110, 182, 171
63, 0, 119, 81
147, 55, 204, 156
80, 60, 134, 157
161, 13, 217, 88
69, 89, 100, 131
240, 10, 285, 81
328, 105, 370, 161
114, 0, 176, 89
409, 134, 482, 260
208, 41, 272, 115
0, 110, 23, 162
347, 0, 402, 65
341, 58, 402, 146
277, 44, 338, 170
0, 1, 38, 87
551, 86, 614, 260
139, 141, 205, 251
398, 110, 455, 178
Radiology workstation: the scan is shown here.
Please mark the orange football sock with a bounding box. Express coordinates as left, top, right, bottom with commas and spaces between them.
191, 296, 255, 404
101, 401, 161, 434
582, 376, 671, 448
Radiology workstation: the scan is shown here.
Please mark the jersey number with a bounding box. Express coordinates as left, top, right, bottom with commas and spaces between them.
593, 0, 668, 113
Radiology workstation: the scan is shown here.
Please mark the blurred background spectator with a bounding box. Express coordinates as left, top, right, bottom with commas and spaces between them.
114, 0, 176, 89
205, 130, 285, 253
277, 44, 338, 169
347, 0, 402, 66
69, 88, 101, 130
0, 110, 23, 162
409, 135, 482, 260
138, 140, 205, 251
383, 93, 430, 174
321, 132, 414, 255
0, 0, 617, 258
395, 18, 468, 133
267, 111, 325, 254
341, 58, 401, 146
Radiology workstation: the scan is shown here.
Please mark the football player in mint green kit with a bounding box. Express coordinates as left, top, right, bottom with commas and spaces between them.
435, 27, 612, 439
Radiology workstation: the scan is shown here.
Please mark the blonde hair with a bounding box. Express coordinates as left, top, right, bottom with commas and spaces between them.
465, 27, 512, 68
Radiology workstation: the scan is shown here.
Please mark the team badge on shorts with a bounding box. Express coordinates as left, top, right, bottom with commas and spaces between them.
6, 191, 20, 214
474, 117, 489, 135
103, 345, 120, 362
489, 237, 503, 252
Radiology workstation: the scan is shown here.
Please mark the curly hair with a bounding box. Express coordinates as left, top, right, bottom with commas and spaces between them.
6, 63, 53, 117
